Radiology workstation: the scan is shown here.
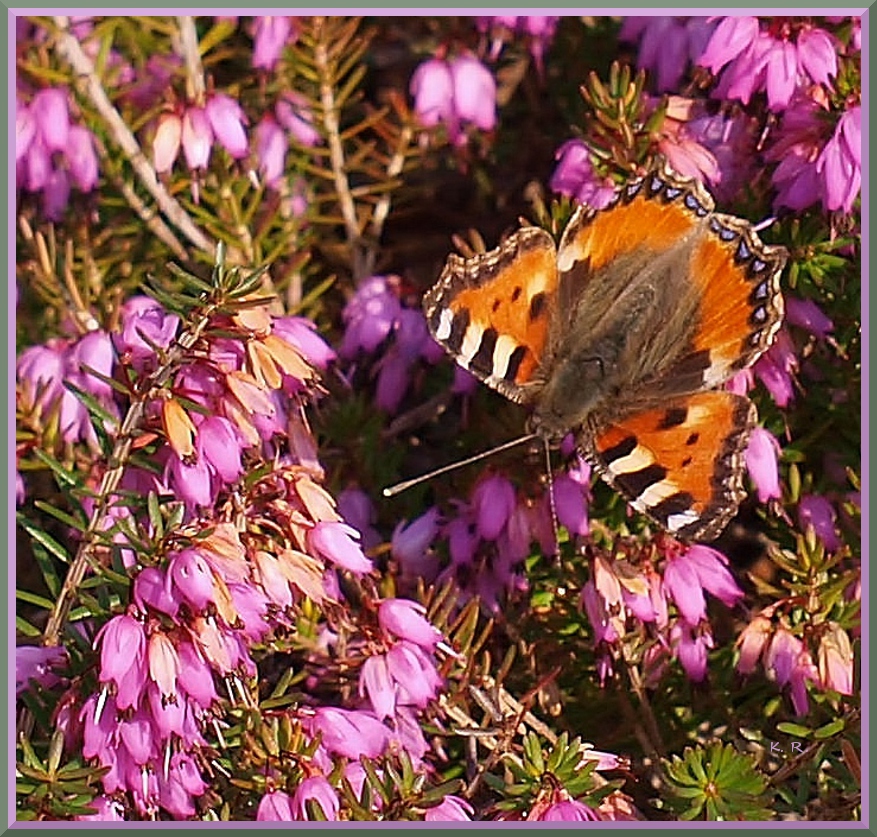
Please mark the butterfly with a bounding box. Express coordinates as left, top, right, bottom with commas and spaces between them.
423, 158, 786, 542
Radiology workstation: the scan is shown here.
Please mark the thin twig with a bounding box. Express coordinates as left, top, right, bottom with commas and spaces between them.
363, 118, 414, 277
52, 16, 213, 256
312, 17, 366, 280
177, 16, 206, 105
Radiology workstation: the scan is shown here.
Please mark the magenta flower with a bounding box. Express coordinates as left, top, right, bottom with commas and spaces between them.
471, 473, 516, 540
257, 790, 294, 821
764, 626, 801, 687
293, 775, 339, 821
449, 54, 496, 132
550, 139, 616, 209
255, 114, 287, 186
798, 494, 841, 551
75, 796, 125, 821
816, 105, 861, 213
158, 752, 208, 818
273, 317, 336, 370
621, 17, 717, 92
16, 645, 67, 695
700, 19, 838, 112
176, 641, 218, 709
785, 297, 834, 339
115, 296, 181, 369
30, 87, 70, 153
252, 16, 294, 71
670, 622, 713, 682
340, 276, 402, 357
410, 53, 496, 145
310, 707, 388, 759
386, 640, 442, 708
308, 521, 373, 574
94, 614, 147, 710
788, 649, 820, 715
66, 125, 99, 191
744, 427, 782, 503
684, 545, 744, 608
378, 598, 442, 649
754, 330, 797, 407
167, 548, 217, 611
205, 93, 248, 159
553, 472, 590, 536
276, 92, 320, 147
181, 106, 213, 170
338, 487, 381, 551
425, 795, 474, 821
391, 507, 441, 582
359, 654, 396, 719
581, 581, 619, 644
539, 799, 601, 822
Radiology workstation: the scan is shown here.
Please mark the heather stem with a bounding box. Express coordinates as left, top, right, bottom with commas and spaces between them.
177, 16, 207, 105
312, 17, 367, 280
52, 16, 213, 256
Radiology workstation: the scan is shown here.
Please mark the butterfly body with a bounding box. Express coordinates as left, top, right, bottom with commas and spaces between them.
424, 160, 786, 541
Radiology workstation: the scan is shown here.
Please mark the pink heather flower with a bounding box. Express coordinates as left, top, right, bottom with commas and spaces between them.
663, 554, 706, 626
816, 105, 861, 213
785, 297, 834, 339
702, 19, 838, 113
553, 472, 590, 536
410, 53, 496, 144
42, 169, 71, 221
16, 100, 36, 163
311, 707, 389, 760
337, 487, 381, 551
621, 17, 718, 92
153, 112, 183, 174
378, 598, 442, 649
798, 494, 841, 551
273, 317, 336, 370
181, 106, 213, 170
360, 654, 396, 719
276, 92, 320, 147
391, 507, 441, 580
684, 545, 744, 608
736, 615, 773, 675
134, 567, 179, 618
745, 426, 782, 502
471, 473, 516, 540
477, 16, 559, 70
16, 645, 67, 695
308, 521, 373, 574
255, 114, 287, 186
539, 800, 601, 822
31, 87, 71, 153
95, 614, 147, 710
754, 330, 797, 407
166, 453, 215, 509
75, 796, 125, 821
176, 641, 218, 709
197, 416, 244, 483
158, 752, 208, 818
410, 58, 454, 128
257, 790, 294, 821
252, 16, 294, 71
764, 626, 801, 687
293, 775, 339, 821
115, 295, 181, 368
167, 548, 217, 611
671, 622, 713, 682
425, 795, 474, 821
66, 125, 99, 191
340, 276, 402, 357
387, 640, 442, 708
550, 139, 616, 208
205, 93, 248, 159
448, 54, 496, 131
581, 581, 619, 644
147, 631, 180, 699
818, 624, 854, 695
787, 647, 820, 715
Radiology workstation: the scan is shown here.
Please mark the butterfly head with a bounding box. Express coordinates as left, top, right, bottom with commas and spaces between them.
528, 353, 608, 439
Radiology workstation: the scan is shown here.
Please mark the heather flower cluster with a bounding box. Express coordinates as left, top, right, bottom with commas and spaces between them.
16, 14, 860, 824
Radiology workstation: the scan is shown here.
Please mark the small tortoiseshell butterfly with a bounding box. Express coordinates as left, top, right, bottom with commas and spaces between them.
423, 158, 786, 542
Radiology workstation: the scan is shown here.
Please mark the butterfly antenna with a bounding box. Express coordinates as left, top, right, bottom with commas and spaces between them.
542, 436, 561, 557
752, 216, 778, 233
382, 433, 539, 498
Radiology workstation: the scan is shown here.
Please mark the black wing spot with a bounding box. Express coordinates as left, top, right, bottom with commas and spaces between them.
511, 286, 523, 302
685, 432, 700, 446
658, 406, 688, 429
601, 435, 638, 465
681, 456, 693, 467
528, 292, 547, 321
492, 298, 502, 313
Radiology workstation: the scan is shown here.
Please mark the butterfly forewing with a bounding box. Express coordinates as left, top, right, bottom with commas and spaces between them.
424, 226, 558, 403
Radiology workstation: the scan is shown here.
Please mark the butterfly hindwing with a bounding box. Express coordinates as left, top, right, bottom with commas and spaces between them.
423, 226, 559, 403
584, 390, 756, 542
